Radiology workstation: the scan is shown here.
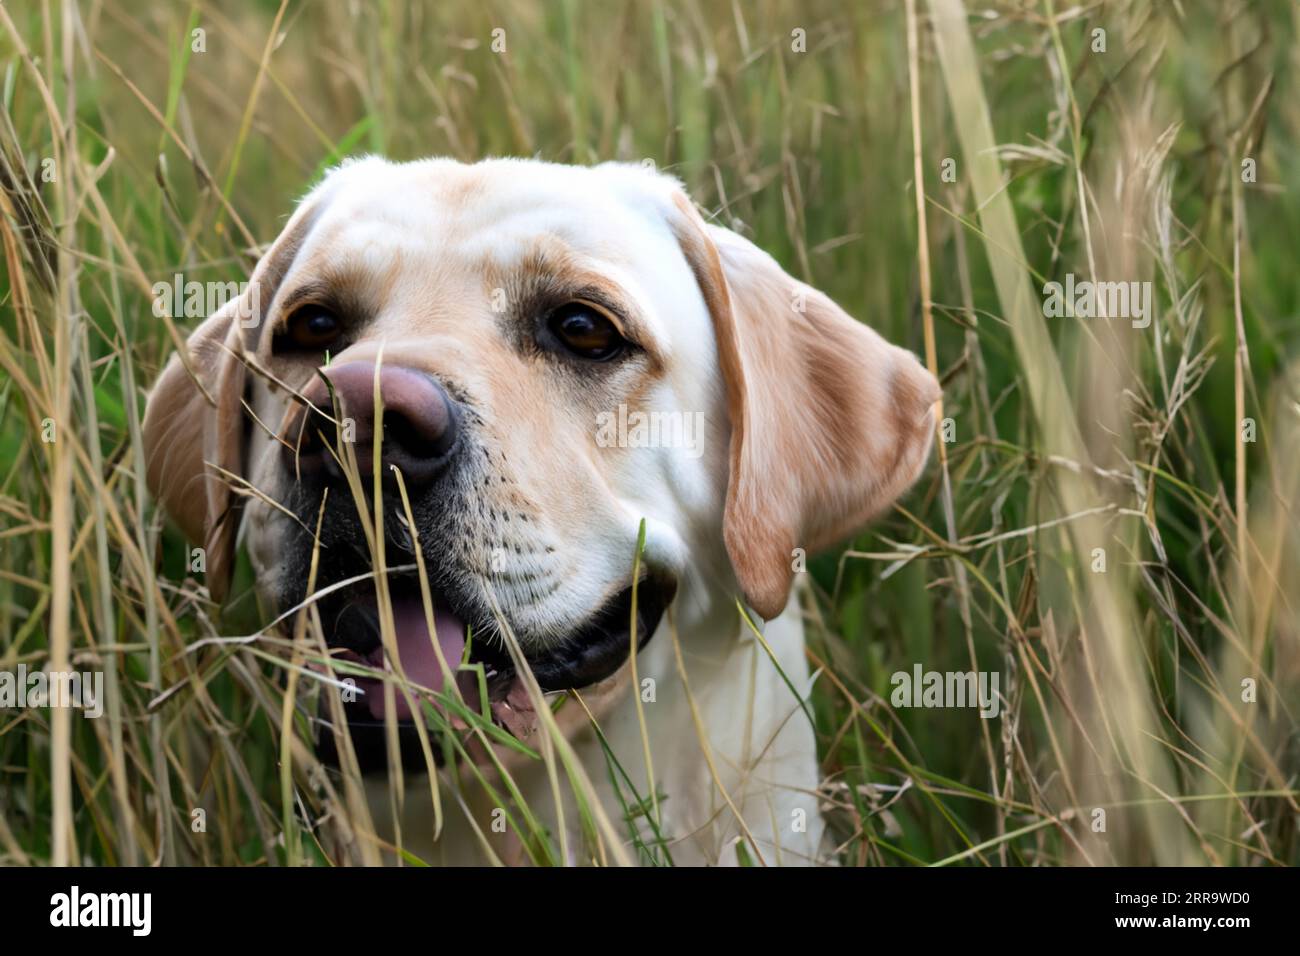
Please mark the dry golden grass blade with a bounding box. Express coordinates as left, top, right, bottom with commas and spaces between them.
929, 0, 1197, 864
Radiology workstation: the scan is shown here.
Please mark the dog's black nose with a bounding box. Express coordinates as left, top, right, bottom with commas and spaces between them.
286, 361, 458, 488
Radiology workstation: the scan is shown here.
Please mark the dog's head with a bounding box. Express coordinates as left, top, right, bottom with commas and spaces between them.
143, 157, 938, 738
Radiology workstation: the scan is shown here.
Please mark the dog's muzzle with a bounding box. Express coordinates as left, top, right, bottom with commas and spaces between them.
278, 360, 676, 772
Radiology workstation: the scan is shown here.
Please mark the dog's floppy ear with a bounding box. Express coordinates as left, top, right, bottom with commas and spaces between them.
142, 189, 329, 603
142, 300, 250, 603
670, 194, 941, 620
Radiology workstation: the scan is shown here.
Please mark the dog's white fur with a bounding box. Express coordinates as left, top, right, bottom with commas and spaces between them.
143, 157, 940, 866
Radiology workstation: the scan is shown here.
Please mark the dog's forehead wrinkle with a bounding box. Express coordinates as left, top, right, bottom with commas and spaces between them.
321, 160, 653, 268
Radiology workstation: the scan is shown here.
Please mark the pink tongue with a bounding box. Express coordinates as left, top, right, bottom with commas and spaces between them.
369, 597, 466, 719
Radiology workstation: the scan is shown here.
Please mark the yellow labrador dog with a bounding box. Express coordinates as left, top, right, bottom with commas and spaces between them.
143, 157, 939, 866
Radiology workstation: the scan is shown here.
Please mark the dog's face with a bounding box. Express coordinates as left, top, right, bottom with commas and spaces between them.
143, 157, 939, 746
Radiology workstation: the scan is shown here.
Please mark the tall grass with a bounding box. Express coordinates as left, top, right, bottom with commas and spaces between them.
1, 0, 1296, 866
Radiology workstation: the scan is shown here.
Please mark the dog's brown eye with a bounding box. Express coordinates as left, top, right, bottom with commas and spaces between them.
278, 307, 342, 353
547, 302, 626, 361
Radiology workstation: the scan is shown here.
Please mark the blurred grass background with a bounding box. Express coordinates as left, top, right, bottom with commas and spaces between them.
1, 0, 1297, 865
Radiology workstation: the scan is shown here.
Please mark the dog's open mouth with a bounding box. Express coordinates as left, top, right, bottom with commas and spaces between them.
311, 572, 675, 771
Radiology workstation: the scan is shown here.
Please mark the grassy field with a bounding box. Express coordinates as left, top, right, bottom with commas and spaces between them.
1, 0, 1297, 866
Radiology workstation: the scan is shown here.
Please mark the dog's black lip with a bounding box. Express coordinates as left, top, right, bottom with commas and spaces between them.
315, 572, 675, 693
310, 570, 675, 772
520, 576, 675, 692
